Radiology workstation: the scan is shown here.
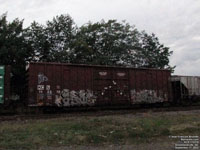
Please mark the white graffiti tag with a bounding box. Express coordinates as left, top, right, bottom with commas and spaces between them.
38, 73, 48, 84
130, 90, 167, 104
55, 89, 97, 107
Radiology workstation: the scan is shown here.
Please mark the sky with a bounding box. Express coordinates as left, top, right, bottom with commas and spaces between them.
0, 0, 200, 76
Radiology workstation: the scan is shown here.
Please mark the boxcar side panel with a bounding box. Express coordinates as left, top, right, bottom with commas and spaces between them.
55, 66, 96, 107
93, 67, 131, 106
130, 69, 170, 104
28, 62, 171, 107
28, 63, 96, 107
111, 68, 130, 105
93, 67, 113, 105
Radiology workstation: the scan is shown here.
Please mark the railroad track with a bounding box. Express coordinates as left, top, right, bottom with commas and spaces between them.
0, 105, 200, 122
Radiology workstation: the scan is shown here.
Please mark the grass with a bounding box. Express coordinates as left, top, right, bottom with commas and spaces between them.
0, 111, 200, 150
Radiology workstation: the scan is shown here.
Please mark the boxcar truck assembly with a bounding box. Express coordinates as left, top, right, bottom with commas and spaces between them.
27, 62, 172, 107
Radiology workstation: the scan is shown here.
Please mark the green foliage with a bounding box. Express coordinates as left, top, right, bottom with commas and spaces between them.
71, 20, 174, 70
26, 21, 51, 62
0, 13, 33, 95
26, 14, 76, 62
0, 13, 174, 75
71, 20, 140, 66
0, 112, 200, 149
0, 13, 32, 74
136, 31, 174, 70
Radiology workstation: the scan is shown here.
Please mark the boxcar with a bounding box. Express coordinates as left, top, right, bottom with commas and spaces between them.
0, 65, 11, 104
171, 75, 200, 102
27, 62, 172, 107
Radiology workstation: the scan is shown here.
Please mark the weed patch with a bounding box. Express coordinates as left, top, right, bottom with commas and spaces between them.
0, 112, 200, 150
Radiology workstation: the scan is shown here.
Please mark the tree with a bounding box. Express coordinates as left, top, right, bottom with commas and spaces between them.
0, 13, 34, 97
136, 31, 174, 69
27, 14, 76, 63
26, 21, 51, 62
46, 14, 76, 62
72, 20, 140, 66
0, 13, 32, 74
71, 20, 173, 70
1, 13, 174, 72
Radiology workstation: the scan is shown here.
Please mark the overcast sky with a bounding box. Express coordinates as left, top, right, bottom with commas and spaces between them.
1, 0, 200, 75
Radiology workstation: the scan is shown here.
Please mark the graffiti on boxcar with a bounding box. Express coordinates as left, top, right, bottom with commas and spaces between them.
37, 85, 44, 91
130, 90, 166, 104
38, 73, 48, 84
37, 93, 45, 106
117, 72, 125, 77
46, 87, 52, 100
55, 89, 97, 107
99, 72, 107, 76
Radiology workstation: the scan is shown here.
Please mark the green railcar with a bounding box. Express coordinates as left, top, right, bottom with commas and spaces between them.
0, 66, 5, 104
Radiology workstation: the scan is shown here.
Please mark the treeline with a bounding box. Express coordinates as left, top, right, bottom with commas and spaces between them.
0, 13, 174, 77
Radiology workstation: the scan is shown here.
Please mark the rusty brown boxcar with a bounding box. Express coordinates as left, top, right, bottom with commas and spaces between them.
27, 62, 172, 107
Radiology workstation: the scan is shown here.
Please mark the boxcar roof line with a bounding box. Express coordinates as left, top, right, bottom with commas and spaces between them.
28, 62, 171, 72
